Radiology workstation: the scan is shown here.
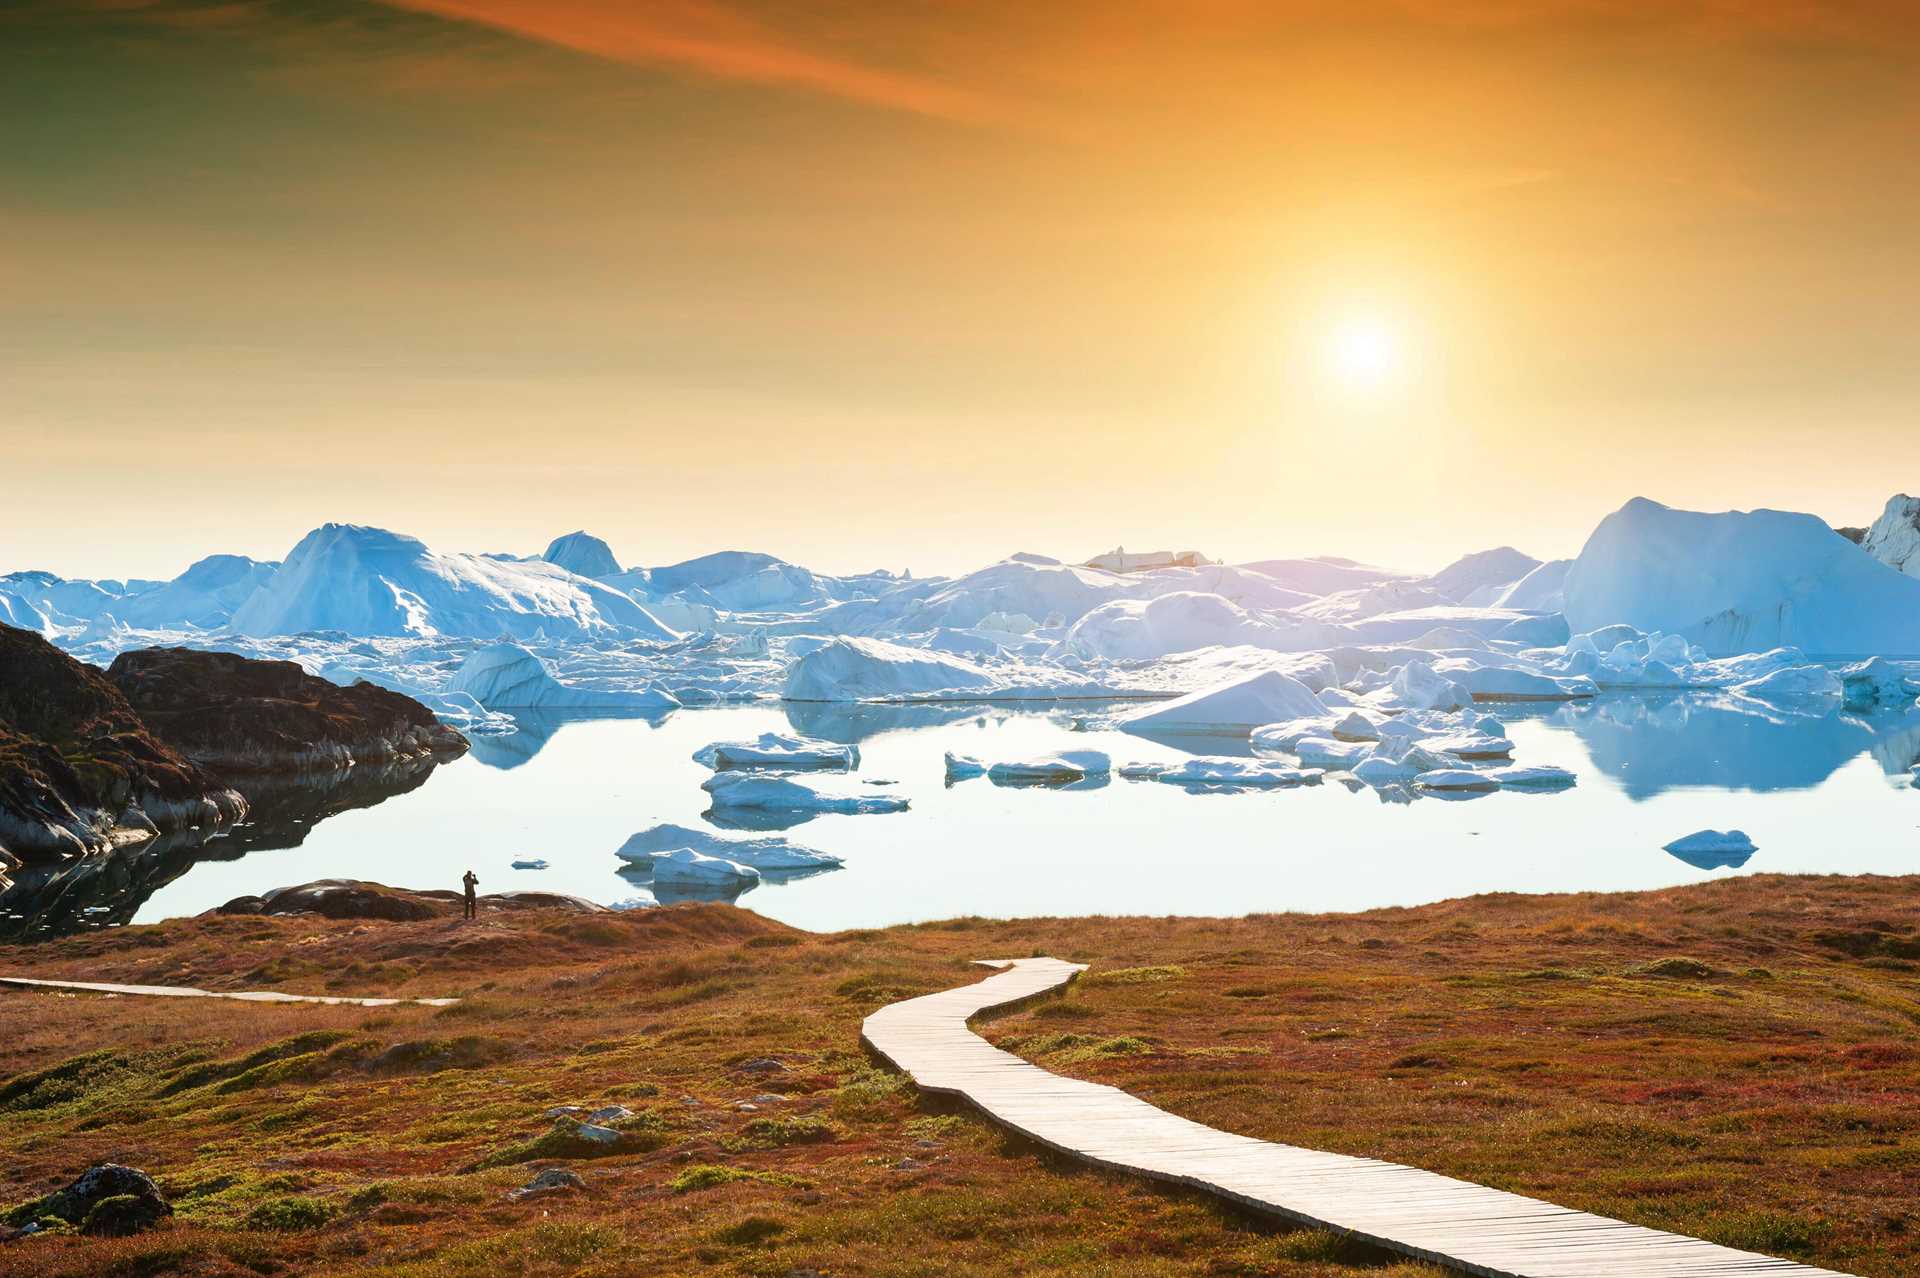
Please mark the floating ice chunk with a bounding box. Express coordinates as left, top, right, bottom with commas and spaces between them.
1352, 755, 1421, 787
448, 644, 680, 710
943, 752, 988, 780
1130, 758, 1321, 788
1481, 765, 1576, 789
511, 858, 549, 870
1837, 658, 1920, 712
1435, 661, 1596, 703
1291, 736, 1373, 770
702, 772, 909, 814
692, 732, 858, 771
1118, 669, 1327, 737
1414, 769, 1502, 792
984, 751, 1111, 784
1424, 732, 1515, 761
1662, 829, 1757, 865
1248, 716, 1337, 753
1734, 664, 1844, 703
647, 848, 762, 889
1329, 710, 1382, 742
1387, 660, 1472, 711
615, 823, 843, 873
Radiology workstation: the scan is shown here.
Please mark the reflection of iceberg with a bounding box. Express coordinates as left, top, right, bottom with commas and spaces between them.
1554, 693, 1920, 799
464, 709, 675, 770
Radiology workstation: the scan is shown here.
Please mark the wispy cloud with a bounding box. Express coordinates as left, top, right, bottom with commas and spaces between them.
381, 0, 998, 122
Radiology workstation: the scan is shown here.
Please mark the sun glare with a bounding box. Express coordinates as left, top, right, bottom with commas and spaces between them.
1325, 315, 1403, 390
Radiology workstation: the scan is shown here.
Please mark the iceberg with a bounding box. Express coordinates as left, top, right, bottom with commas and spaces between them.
231, 524, 678, 641
1414, 769, 1501, 792
1290, 736, 1373, 770
614, 823, 842, 873
1494, 559, 1571, 611
701, 772, 909, 814
542, 531, 623, 580
1662, 829, 1757, 869
446, 644, 680, 711
645, 848, 762, 892
110, 555, 279, 630
1118, 669, 1326, 737
1125, 758, 1321, 788
1056, 592, 1335, 660
692, 732, 857, 771
1861, 494, 1920, 578
1563, 498, 1920, 655
1481, 764, 1576, 788
1836, 658, 1919, 712
983, 751, 1111, 784
1424, 546, 1542, 605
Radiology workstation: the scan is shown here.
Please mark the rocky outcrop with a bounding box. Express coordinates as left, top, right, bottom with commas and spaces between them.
215, 879, 610, 921
1861, 494, 1920, 578
108, 646, 468, 774
0, 624, 246, 864
4, 1164, 171, 1236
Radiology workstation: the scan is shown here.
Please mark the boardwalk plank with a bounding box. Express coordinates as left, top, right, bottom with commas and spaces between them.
862, 957, 1858, 1278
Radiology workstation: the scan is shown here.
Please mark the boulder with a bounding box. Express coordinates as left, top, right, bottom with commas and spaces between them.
508, 1168, 585, 1202
6, 1164, 171, 1235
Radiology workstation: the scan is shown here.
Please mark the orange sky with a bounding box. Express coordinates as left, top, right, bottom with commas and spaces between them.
3, 0, 1916, 579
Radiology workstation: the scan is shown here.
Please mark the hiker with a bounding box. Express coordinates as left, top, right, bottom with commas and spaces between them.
461, 869, 478, 920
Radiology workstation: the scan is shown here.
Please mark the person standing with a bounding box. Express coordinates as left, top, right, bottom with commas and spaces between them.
461, 869, 478, 920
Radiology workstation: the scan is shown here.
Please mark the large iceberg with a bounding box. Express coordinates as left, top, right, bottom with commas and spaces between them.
1563, 498, 1920, 655
1118, 669, 1327, 737
111, 555, 280, 631
542, 531, 623, 580
446, 644, 680, 710
231, 524, 677, 641
1861, 495, 1920, 579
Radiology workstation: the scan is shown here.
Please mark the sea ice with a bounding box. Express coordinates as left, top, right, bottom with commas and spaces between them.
1481, 765, 1576, 788
692, 732, 858, 771
646, 848, 762, 890
447, 644, 681, 710
614, 824, 843, 873
701, 772, 909, 814
1125, 758, 1321, 787
1414, 769, 1502, 791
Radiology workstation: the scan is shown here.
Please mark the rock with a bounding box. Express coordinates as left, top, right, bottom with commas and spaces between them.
0, 623, 246, 864
508, 1167, 585, 1202
108, 645, 468, 774
738, 1058, 788, 1075
10, 1164, 171, 1234
893, 1157, 927, 1172
572, 1123, 622, 1146
585, 1105, 632, 1124
214, 880, 611, 921
546, 1106, 587, 1120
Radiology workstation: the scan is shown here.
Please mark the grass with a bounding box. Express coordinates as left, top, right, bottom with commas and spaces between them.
0, 875, 1916, 1276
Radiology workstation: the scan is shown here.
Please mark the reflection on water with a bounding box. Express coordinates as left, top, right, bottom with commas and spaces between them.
6, 683, 1918, 939
0, 758, 447, 941
1550, 694, 1920, 798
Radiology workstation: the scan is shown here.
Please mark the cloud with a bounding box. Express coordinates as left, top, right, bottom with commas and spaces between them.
381, 0, 998, 122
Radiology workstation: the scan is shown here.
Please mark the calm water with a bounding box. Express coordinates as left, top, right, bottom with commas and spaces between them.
123, 690, 1920, 931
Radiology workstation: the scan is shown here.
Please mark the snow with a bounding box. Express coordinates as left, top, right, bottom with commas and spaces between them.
1563, 498, 1920, 655
231, 524, 678, 641
1118, 669, 1328, 737
1124, 758, 1321, 788
542, 531, 622, 579
447, 644, 680, 710
1861, 494, 1920, 578
614, 823, 843, 873
692, 732, 857, 771
701, 772, 910, 814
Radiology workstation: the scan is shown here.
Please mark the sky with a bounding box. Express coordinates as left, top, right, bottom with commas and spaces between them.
4, 0, 1917, 581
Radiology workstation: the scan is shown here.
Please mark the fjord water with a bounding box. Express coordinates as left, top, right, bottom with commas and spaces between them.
129, 685, 1920, 931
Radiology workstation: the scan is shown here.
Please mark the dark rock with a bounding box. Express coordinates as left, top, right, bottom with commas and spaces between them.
213, 879, 610, 922
1837, 526, 1868, 545
0, 623, 245, 865
508, 1168, 586, 1201
6, 1164, 171, 1234
738, 1058, 789, 1075
109, 646, 467, 775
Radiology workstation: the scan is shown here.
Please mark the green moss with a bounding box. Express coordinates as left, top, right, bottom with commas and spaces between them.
244, 1197, 333, 1231
1089, 965, 1186, 984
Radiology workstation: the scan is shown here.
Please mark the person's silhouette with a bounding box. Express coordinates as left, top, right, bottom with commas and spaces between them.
461, 869, 478, 920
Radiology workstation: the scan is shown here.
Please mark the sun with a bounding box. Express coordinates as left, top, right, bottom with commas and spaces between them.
1324, 315, 1403, 390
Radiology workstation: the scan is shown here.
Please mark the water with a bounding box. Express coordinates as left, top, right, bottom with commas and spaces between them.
115, 691, 1920, 932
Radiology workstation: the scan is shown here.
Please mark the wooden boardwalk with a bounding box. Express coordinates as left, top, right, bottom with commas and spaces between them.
0, 975, 456, 1008
863, 958, 1857, 1278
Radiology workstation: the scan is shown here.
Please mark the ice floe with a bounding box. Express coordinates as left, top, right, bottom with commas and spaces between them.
1662, 829, 1758, 869
692, 732, 857, 771
614, 824, 843, 874
701, 772, 909, 814
943, 750, 1111, 785
1121, 758, 1321, 788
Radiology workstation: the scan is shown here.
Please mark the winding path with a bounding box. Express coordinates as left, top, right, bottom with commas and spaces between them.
0, 975, 455, 1007
863, 957, 1856, 1278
